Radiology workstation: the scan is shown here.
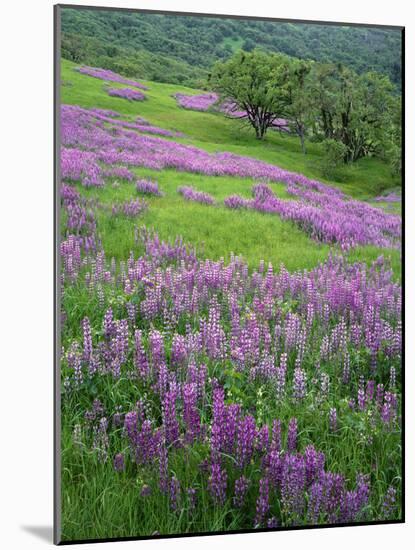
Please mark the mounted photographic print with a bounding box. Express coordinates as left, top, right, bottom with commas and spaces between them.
54, 4, 404, 544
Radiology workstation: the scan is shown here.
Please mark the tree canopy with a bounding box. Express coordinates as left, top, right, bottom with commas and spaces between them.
209, 50, 290, 140
210, 49, 400, 166
61, 8, 402, 90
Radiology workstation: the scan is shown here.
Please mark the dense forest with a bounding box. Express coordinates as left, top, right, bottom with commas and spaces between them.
61, 8, 402, 89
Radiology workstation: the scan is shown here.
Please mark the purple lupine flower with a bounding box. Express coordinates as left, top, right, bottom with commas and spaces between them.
103, 166, 134, 181
82, 317, 93, 364
271, 419, 282, 453
211, 385, 226, 462
78, 66, 147, 89
168, 477, 180, 512
304, 445, 325, 485
293, 367, 307, 400
61, 183, 80, 203
61, 147, 103, 188
126, 301, 137, 326
267, 449, 282, 487
233, 475, 249, 508
196, 363, 207, 400
223, 403, 241, 454
236, 415, 256, 468
267, 517, 279, 528
281, 453, 306, 520
124, 414, 160, 465
85, 399, 105, 422
275, 357, 287, 401
390, 367, 396, 389
56, 120, 403, 529
208, 463, 227, 505
103, 307, 115, 339
113, 319, 129, 366
140, 484, 152, 497
342, 353, 351, 384
319, 472, 345, 523
358, 387, 366, 411
187, 487, 197, 514
224, 194, 252, 209
136, 178, 164, 197
171, 334, 187, 367
287, 418, 298, 453
162, 388, 180, 447
111, 198, 147, 218
149, 329, 166, 376
340, 474, 370, 523
183, 382, 200, 443
382, 486, 397, 519
356, 474, 370, 511
376, 384, 385, 410
107, 87, 146, 101
366, 380, 375, 403
256, 424, 270, 454
381, 392, 397, 426
60, 235, 81, 281
255, 477, 270, 527
174, 92, 218, 111
92, 417, 109, 463
113, 452, 125, 472
308, 480, 324, 524
178, 185, 215, 205
112, 407, 123, 428
374, 192, 400, 203
252, 183, 275, 202
134, 329, 149, 379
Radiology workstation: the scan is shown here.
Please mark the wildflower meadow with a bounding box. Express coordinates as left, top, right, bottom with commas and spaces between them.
58, 50, 402, 542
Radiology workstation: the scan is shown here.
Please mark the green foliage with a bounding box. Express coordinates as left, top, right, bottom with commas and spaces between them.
209, 50, 400, 167
61, 32, 207, 87
60, 7, 402, 88
386, 143, 402, 176
209, 50, 291, 139
306, 64, 399, 164
383, 96, 402, 176
280, 59, 314, 153
320, 139, 349, 178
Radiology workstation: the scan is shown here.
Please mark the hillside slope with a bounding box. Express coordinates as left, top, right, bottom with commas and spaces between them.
60, 59, 401, 277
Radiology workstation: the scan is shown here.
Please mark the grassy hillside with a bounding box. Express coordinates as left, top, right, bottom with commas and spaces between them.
60, 59, 401, 277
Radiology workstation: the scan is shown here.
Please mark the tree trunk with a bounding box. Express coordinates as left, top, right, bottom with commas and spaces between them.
300, 133, 307, 154
298, 124, 307, 154
254, 124, 264, 139
254, 118, 267, 140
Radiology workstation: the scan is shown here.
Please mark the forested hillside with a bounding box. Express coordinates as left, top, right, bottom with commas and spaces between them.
61, 8, 402, 88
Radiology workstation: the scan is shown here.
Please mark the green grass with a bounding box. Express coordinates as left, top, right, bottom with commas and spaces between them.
61, 58, 401, 277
